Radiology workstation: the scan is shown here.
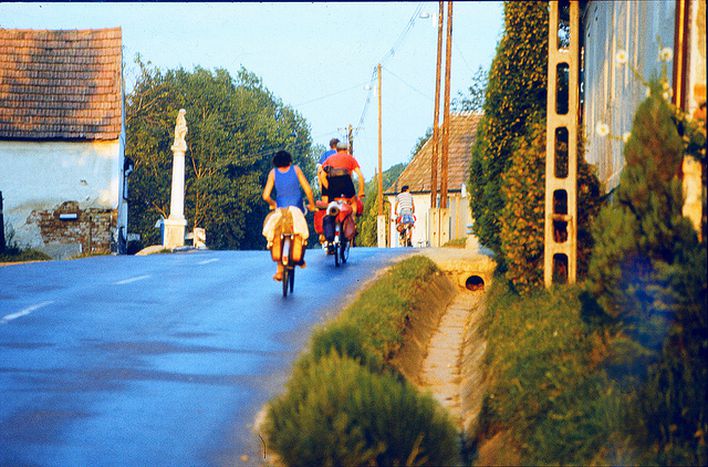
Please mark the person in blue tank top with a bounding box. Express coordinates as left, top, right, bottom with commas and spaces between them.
262, 150, 315, 280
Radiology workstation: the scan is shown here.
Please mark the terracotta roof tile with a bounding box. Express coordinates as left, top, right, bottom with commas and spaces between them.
386, 113, 481, 195
0, 27, 123, 140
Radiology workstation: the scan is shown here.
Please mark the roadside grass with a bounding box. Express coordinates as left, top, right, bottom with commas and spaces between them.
0, 247, 51, 263
476, 279, 626, 465
265, 255, 461, 465
442, 237, 467, 248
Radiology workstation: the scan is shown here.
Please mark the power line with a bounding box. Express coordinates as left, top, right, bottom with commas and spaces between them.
382, 65, 432, 101
353, 2, 424, 139
293, 81, 370, 107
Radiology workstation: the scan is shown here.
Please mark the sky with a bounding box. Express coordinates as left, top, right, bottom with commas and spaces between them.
0, 2, 504, 180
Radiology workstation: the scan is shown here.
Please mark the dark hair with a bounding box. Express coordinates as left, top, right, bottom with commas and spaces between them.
329, 138, 340, 148
272, 150, 292, 168
401, 185, 409, 192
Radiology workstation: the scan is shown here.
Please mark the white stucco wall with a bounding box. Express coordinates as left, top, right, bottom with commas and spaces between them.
0, 140, 121, 249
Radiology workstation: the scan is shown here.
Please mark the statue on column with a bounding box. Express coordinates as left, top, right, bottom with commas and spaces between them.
171, 109, 188, 152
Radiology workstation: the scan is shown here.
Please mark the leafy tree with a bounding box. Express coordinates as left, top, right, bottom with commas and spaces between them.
126, 57, 315, 250
468, 1, 548, 258
452, 65, 488, 113
409, 127, 432, 160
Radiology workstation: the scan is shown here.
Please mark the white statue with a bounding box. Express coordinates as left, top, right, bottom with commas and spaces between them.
172, 109, 188, 151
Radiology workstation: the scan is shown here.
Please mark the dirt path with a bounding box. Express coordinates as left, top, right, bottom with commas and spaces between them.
419, 288, 487, 436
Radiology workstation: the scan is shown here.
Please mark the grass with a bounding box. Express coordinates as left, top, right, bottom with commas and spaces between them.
442, 237, 467, 248
0, 247, 51, 263
265, 255, 461, 465
475, 279, 624, 465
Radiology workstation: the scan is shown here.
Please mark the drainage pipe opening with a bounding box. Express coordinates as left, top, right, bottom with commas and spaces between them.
465, 275, 485, 291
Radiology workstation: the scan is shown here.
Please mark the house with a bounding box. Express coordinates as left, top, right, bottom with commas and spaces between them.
0, 27, 129, 258
385, 113, 481, 248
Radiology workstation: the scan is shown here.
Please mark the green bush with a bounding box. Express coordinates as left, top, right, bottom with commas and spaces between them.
586, 81, 707, 464
499, 116, 601, 294
468, 1, 548, 258
266, 352, 460, 467
309, 321, 383, 373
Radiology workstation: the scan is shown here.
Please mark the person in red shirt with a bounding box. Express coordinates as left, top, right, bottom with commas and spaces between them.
320, 141, 365, 215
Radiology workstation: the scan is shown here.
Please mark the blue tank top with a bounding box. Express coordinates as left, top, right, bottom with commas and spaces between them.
274, 165, 304, 211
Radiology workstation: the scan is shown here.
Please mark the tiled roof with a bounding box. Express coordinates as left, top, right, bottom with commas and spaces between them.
386, 113, 481, 195
0, 28, 122, 140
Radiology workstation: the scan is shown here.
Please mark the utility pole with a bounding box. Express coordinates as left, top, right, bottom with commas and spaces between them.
0, 191, 5, 253
437, 0, 453, 246
377, 63, 386, 248
440, 0, 453, 210
348, 124, 354, 154
429, 0, 445, 247
431, 0, 443, 209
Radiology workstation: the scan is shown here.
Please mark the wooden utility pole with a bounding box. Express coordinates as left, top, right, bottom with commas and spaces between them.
440, 0, 453, 210
430, 0, 444, 208
376, 63, 386, 247
348, 123, 354, 154
377, 63, 383, 216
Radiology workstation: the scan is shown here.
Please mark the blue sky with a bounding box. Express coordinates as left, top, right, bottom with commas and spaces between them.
0, 2, 504, 179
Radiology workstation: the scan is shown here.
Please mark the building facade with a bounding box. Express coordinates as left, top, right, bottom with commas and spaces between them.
385, 113, 480, 247
0, 27, 128, 258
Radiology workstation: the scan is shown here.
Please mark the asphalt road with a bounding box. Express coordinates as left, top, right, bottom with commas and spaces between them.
0, 247, 410, 466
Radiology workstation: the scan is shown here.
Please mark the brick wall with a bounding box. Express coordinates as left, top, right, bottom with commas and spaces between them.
27, 201, 117, 254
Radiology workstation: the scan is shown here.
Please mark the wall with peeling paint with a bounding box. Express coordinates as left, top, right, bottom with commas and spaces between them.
0, 139, 123, 258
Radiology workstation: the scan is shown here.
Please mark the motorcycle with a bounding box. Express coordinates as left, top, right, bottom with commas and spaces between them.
316, 198, 356, 267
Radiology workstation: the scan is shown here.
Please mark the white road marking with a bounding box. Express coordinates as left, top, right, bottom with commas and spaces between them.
2, 301, 54, 323
114, 274, 151, 285
197, 258, 220, 265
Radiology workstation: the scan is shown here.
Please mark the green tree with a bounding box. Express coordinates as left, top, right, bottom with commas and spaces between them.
126, 58, 315, 250
468, 1, 548, 258
452, 65, 488, 113
587, 83, 707, 464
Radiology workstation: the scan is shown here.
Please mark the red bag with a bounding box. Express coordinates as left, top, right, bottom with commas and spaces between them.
314, 209, 325, 234
355, 196, 364, 216
343, 216, 357, 240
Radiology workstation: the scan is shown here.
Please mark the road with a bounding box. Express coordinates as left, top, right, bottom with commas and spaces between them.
0, 247, 409, 465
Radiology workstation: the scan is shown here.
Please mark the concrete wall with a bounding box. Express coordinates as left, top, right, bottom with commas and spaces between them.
0, 139, 122, 258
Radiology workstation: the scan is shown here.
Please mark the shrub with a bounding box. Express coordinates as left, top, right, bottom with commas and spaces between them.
265, 352, 460, 466
469, 1, 548, 258
309, 321, 383, 373
0, 247, 51, 262
499, 117, 601, 294
587, 81, 707, 463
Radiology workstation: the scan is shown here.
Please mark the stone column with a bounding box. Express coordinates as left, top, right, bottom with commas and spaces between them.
163, 109, 188, 249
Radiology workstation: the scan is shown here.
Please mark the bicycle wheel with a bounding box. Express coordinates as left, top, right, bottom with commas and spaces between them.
282, 267, 289, 297
334, 244, 340, 267
340, 238, 350, 263
289, 266, 295, 293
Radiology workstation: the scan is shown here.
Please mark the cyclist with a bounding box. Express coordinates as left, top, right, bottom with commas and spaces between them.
394, 185, 415, 245
316, 138, 339, 201
319, 140, 365, 216
262, 150, 315, 281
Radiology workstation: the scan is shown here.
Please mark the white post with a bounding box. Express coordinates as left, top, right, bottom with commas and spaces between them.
163, 109, 188, 249
377, 215, 387, 247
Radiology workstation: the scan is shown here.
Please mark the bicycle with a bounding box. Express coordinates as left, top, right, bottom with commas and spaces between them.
278, 232, 297, 297
318, 198, 355, 267
267, 207, 305, 298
